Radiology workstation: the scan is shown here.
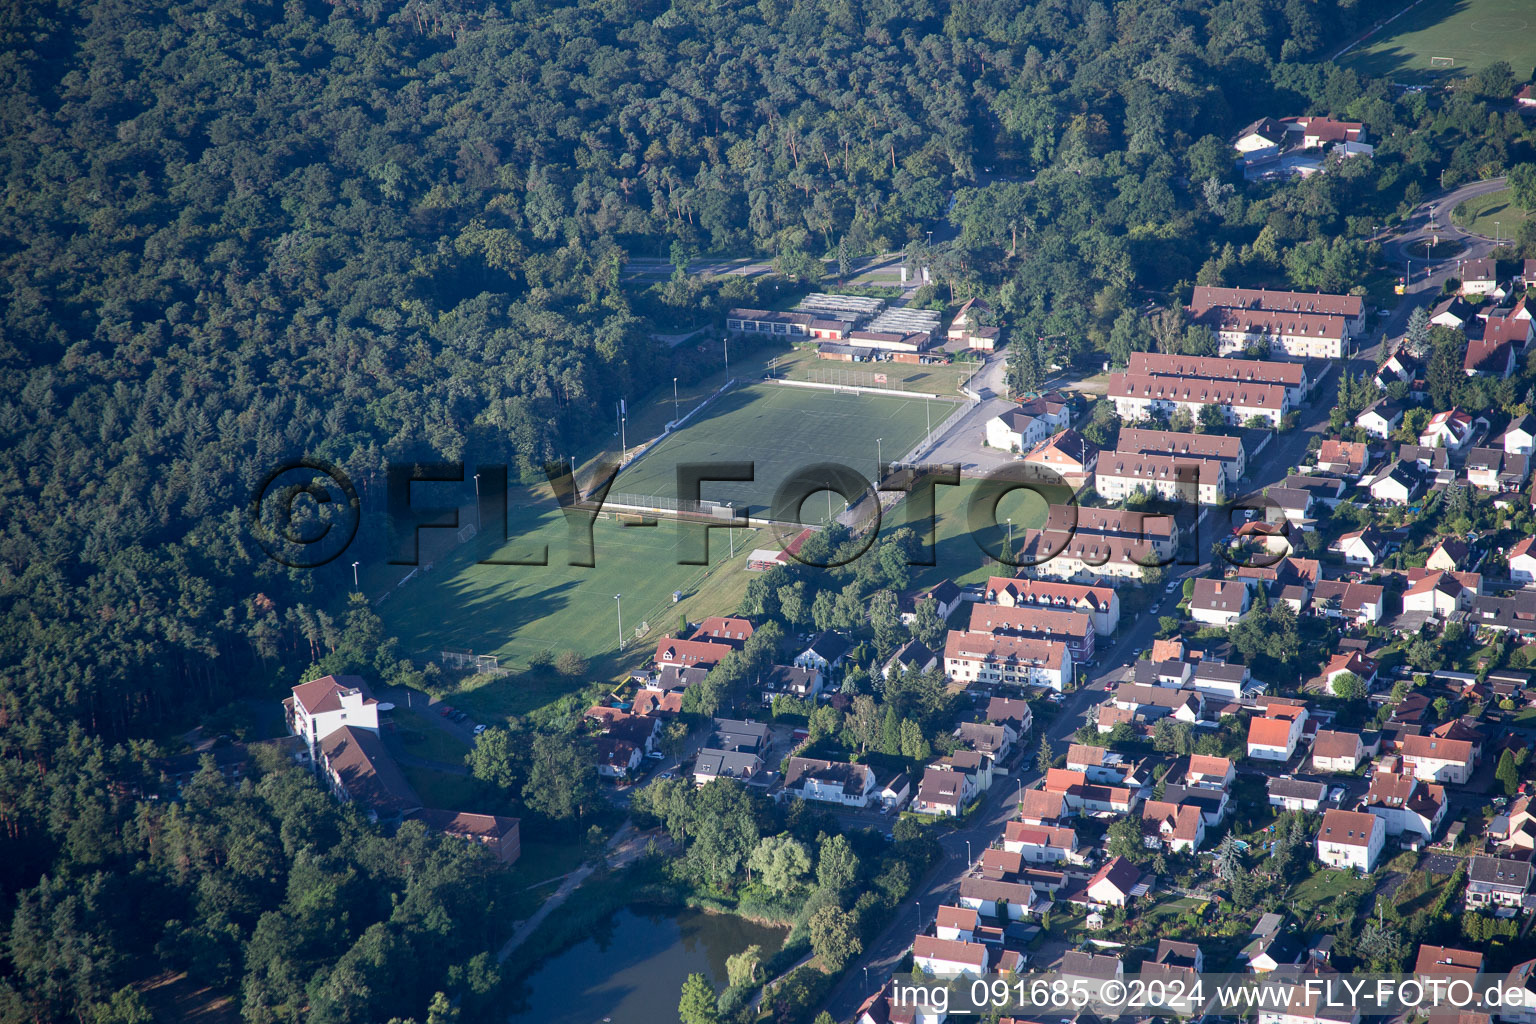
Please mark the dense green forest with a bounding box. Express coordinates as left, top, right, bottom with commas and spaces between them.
2, 0, 1532, 1018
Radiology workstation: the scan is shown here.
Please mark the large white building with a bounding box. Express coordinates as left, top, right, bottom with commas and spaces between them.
1108, 373, 1288, 427
1116, 426, 1248, 486
781, 757, 879, 808
1126, 351, 1312, 404
943, 630, 1072, 691
285, 675, 381, 758
984, 576, 1122, 636
1094, 451, 1227, 505
1315, 809, 1385, 872
1205, 308, 1350, 359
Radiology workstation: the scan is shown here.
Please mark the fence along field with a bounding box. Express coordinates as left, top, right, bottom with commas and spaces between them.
609, 380, 961, 519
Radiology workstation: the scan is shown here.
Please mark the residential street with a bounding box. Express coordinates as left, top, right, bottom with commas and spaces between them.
819, 175, 1510, 1020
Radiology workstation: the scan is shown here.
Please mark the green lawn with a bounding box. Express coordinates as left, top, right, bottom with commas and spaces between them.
1452, 188, 1536, 240
611, 381, 956, 517
379, 501, 759, 703
901, 475, 1053, 592
1340, 0, 1536, 84
1288, 868, 1372, 927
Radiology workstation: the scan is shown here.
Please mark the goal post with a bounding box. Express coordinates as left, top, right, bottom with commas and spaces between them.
1430, 56, 1455, 68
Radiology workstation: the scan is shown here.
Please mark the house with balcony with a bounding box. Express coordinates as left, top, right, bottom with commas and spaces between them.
284, 675, 381, 759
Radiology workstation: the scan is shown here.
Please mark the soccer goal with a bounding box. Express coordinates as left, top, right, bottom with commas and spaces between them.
456, 522, 478, 543
1430, 56, 1455, 69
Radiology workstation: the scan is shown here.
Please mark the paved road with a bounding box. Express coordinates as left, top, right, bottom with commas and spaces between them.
821, 581, 1189, 1020
818, 176, 1513, 1020
1378, 175, 1507, 340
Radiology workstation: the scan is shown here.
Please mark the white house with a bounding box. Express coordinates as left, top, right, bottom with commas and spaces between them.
782, 757, 878, 808
1363, 772, 1446, 843
1189, 578, 1254, 626
1399, 733, 1474, 785
1311, 730, 1367, 773
1336, 529, 1387, 567
1268, 777, 1327, 812
1419, 409, 1475, 452
1259, 986, 1361, 1024
1466, 854, 1534, 911
1459, 258, 1501, 298
1355, 400, 1405, 439
1003, 821, 1081, 864
934, 905, 979, 942
1140, 799, 1207, 853
1248, 711, 1305, 761
1510, 537, 1536, 586
794, 632, 850, 674
1085, 856, 1142, 908
1315, 809, 1385, 872
285, 675, 381, 758
1367, 462, 1422, 506
912, 935, 989, 978
1505, 415, 1536, 457
987, 407, 1050, 452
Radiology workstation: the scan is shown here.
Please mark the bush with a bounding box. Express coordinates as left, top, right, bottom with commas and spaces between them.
556, 650, 589, 676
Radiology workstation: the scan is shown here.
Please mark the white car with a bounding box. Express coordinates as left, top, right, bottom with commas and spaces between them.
473, 723, 487, 735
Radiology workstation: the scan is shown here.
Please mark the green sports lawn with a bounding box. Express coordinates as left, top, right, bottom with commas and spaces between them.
610, 382, 959, 518
1340, 0, 1536, 84
378, 494, 761, 713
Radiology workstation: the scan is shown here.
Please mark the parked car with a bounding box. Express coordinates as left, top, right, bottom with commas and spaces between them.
646, 750, 664, 759
438, 705, 455, 717
658, 771, 673, 780
473, 723, 487, 735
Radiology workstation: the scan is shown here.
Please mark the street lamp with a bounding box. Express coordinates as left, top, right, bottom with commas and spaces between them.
1495, 221, 1501, 248
723, 336, 730, 380
876, 437, 883, 483
352, 561, 359, 588
864, 966, 870, 990
473, 472, 481, 531
965, 839, 973, 867
673, 377, 680, 423
915, 900, 922, 929
615, 593, 623, 651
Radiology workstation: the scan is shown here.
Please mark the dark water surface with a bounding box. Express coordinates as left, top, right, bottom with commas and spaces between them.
511, 905, 788, 1023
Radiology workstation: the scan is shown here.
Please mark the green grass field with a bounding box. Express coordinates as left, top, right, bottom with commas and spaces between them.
1452, 187, 1536, 239
1340, 0, 1536, 84
900, 475, 1053, 592
611, 382, 958, 517
379, 494, 760, 686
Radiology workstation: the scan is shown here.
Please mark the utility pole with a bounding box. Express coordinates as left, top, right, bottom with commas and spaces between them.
614, 593, 623, 651
723, 336, 730, 380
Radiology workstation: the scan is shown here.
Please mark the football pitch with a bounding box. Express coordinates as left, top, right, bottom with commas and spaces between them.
1340, 0, 1536, 84
611, 382, 959, 518
378, 495, 762, 716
